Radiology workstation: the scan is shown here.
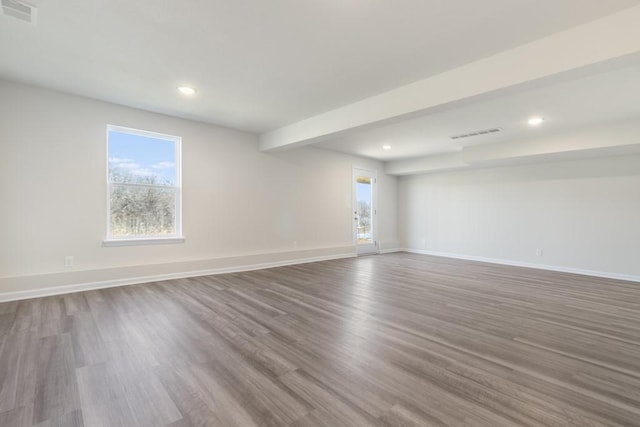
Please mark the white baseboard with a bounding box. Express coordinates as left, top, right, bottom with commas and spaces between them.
0, 251, 356, 303
378, 248, 402, 254
402, 249, 640, 283
6, 247, 635, 302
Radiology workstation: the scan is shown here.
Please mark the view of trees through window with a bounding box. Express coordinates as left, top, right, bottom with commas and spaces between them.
107, 126, 181, 239
356, 177, 372, 244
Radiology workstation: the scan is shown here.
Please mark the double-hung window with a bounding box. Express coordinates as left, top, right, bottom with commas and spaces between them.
105, 125, 183, 245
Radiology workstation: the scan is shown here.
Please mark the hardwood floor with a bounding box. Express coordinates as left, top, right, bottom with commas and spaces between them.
1, 253, 640, 426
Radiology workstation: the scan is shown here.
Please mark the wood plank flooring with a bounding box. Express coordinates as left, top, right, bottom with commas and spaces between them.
1, 253, 640, 426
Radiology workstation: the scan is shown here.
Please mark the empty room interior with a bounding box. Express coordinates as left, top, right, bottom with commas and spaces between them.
2, 1, 640, 426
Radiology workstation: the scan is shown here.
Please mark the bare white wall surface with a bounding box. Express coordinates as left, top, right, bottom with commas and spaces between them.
398, 155, 640, 279
0, 80, 398, 298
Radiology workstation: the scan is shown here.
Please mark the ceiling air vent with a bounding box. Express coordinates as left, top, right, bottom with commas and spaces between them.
1, 0, 37, 25
450, 127, 502, 140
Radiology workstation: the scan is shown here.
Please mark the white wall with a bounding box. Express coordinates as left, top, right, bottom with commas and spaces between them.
398, 155, 640, 279
0, 80, 398, 298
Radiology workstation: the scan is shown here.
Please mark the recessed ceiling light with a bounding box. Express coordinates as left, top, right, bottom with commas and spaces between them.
528, 116, 544, 126
382, 144, 391, 150
177, 86, 197, 96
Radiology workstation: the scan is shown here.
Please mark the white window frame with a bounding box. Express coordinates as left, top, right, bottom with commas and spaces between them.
103, 125, 184, 247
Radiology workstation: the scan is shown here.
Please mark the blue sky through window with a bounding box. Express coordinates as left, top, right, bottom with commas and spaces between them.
108, 129, 177, 185
356, 180, 372, 205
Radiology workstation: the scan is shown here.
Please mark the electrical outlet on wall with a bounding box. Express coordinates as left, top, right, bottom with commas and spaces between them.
535, 249, 543, 256
64, 255, 74, 267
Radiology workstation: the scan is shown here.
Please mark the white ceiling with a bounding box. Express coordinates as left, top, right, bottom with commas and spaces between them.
1, 0, 638, 133
315, 61, 640, 161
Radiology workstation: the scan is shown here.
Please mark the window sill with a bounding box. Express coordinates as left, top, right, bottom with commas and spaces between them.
102, 237, 186, 247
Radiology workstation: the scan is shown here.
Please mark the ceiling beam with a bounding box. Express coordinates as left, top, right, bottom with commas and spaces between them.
259, 6, 640, 152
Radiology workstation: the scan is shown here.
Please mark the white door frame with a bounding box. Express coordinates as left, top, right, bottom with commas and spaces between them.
353, 167, 378, 255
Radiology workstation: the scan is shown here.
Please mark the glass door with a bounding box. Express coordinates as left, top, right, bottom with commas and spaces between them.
353, 168, 377, 255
